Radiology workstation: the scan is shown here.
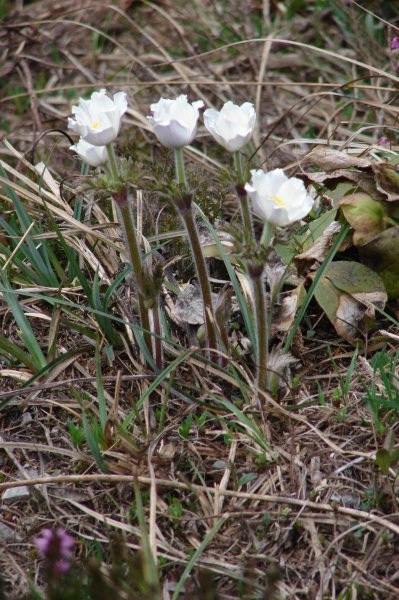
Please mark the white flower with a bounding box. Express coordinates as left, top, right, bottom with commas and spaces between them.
147, 95, 204, 148
68, 88, 128, 146
70, 138, 108, 167
245, 168, 314, 227
204, 101, 256, 152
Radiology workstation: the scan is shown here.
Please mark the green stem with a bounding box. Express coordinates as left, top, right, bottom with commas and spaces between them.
261, 222, 274, 249
151, 305, 163, 371
174, 147, 188, 190
233, 150, 244, 186
106, 143, 119, 180
119, 202, 153, 359
234, 151, 253, 237
262, 222, 275, 356
251, 271, 268, 392
173, 146, 217, 355
180, 207, 218, 354
133, 481, 161, 598
107, 143, 154, 363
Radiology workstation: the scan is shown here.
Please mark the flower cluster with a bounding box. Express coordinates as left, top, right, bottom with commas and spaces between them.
68, 91, 313, 233
35, 527, 75, 575
67, 89, 315, 383
143, 96, 313, 227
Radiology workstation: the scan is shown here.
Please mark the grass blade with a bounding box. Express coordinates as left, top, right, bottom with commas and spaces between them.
172, 514, 229, 600
0, 271, 47, 371
95, 336, 107, 431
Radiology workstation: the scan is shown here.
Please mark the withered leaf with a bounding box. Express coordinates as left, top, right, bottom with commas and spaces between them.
304, 169, 384, 200
359, 226, 399, 299
171, 284, 218, 326
295, 221, 341, 268
302, 146, 373, 171
337, 193, 387, 245
199, 226, 234, 258
271, 284, 305, 336
373, 163, 399, 202
314, 261, 387, 343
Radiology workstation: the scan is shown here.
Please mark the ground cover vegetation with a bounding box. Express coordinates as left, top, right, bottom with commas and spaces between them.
1, 0, 399, 598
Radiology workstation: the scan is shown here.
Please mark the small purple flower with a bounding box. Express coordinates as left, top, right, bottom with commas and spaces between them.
378, 136, 389, 146
391, 37, 399, 50
35, 527, 74, 575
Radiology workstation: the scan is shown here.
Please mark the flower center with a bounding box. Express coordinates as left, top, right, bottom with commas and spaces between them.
269, 194, 285, 206
92, 121, 100, 129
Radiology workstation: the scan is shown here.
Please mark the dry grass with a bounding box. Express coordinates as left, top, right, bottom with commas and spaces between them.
1, 1, 399, 598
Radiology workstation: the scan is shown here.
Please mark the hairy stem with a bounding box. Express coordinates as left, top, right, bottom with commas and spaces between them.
173, 147, 217, 355
151, 305, 163, 371
180, 207, 218, 354
118, 202, 153, 359
234, 151, 253, 237
106, 143, 119, 181
251, 271, 269, 392
174, 146, 188, 189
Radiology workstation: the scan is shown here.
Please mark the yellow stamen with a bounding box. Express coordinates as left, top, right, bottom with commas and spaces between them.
92, 121, 99, 129
270, 194, 285, 206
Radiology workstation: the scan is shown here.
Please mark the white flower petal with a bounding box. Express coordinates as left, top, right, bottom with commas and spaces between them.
70, 139, 108, 167
113, 91, 128, 116
259, 169, 288, 195
204, 101, 256, 152
153, 120, 198, 149
148, 95, 203, 148
68, 89, 127, 146
245, 168, 313, 227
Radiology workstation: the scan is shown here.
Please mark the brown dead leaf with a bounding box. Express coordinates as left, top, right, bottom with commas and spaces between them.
302, 146, 373, 171
170, 284, 205, 325
295, 221, 341, 268
271, 284, 305, 336
199, 223, 234, 258
304, 168, 384, 200
335, 290, 386, 341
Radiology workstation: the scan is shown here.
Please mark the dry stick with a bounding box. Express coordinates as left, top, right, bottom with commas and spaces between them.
2, 81, 397, 105
2, 473, 399, 537
1, 221, 35, 271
